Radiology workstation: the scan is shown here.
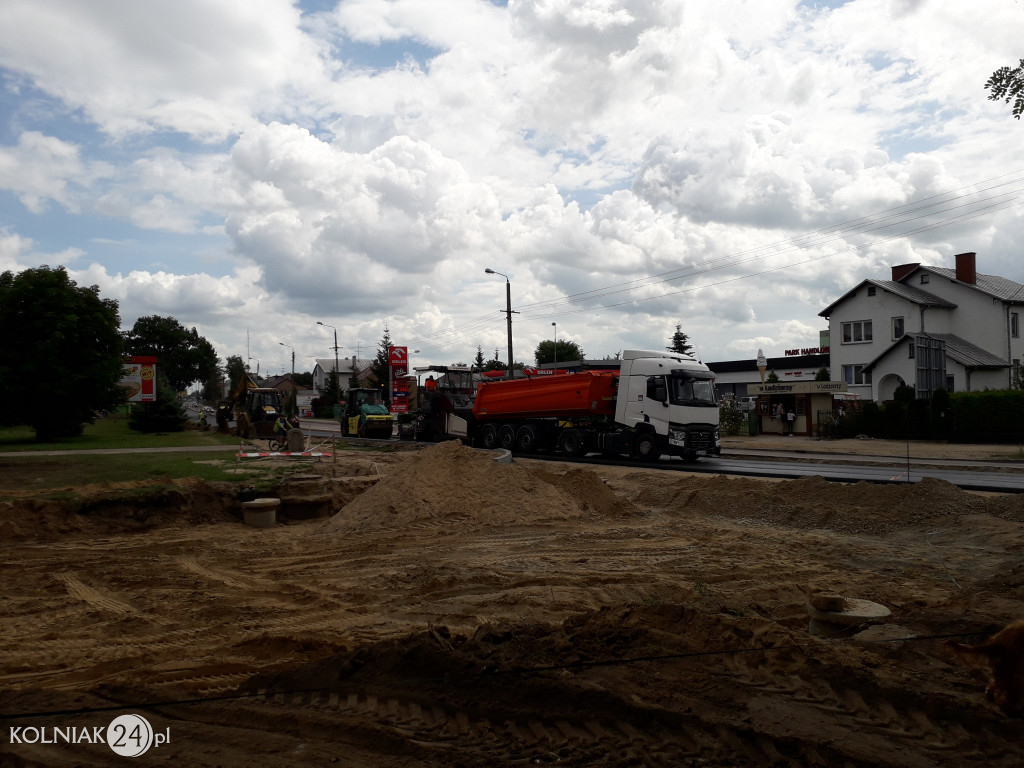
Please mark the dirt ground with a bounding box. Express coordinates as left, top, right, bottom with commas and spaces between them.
2, 440, 1023, 767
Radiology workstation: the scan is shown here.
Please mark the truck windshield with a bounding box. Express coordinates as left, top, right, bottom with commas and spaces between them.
668, 375, 717, 406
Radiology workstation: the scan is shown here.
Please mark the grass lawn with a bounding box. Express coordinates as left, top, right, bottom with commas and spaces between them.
0, 414, 289, 498
0, 412, 240, 452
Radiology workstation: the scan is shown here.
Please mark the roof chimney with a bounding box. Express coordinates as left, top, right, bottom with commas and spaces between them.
955, 251, 976, 285
891, 263, 919, 282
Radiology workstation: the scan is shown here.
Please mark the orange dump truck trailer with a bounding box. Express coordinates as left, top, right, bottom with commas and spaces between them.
473, 371, 617, 421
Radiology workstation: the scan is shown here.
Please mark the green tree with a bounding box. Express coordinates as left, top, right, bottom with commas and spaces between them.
369, 327, 393, 390
0, 266, 125, 440
986, 58, 1024, 119
201, 368, 224, 404
317, 370, 342, 417
124, 315, 219, 394
224, 355, 248, 398
766, 370, 780, 383
474, 346, 486, 369
128, 379, 186, 433
534, 339, 584, 366
815, 367, 830, 381
668, 324, 694, 356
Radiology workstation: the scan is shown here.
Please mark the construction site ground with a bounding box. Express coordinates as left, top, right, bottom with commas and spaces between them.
1, 436, 1023, 767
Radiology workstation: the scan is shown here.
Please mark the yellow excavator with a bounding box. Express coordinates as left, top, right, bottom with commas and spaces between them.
216, 375, 285, 440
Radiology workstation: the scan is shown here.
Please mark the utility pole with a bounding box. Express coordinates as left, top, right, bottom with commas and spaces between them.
552, 321, 557, 368
485, 268, 517, 380
317, 321, 340, 388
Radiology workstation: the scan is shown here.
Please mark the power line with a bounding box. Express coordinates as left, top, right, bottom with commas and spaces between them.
399, 169, 1024, 353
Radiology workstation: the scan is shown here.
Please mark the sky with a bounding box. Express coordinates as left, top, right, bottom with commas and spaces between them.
1, 0, 1023, 381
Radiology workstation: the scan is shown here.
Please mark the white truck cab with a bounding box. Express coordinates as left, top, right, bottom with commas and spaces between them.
614, 350, 721, 461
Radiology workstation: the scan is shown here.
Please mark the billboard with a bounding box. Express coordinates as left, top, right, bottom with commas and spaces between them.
121, 356, 157, 402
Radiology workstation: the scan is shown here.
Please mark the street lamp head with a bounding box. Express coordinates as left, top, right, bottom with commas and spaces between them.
317, 321, 324, 326
484, 268, 495, 274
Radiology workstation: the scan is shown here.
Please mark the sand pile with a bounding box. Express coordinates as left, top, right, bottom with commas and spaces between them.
628, 472, 1004, 535
321, 441, 635, 533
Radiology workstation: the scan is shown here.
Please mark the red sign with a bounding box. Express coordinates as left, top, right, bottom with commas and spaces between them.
389, 346, 408, 366
389, 347, 409, 412
121, 356, 157, 402
391, 379, 409, 413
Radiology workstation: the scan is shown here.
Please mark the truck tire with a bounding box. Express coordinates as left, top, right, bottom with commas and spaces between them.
498, 424, 516, 451
480, 423, 499, 450
634, 432, 661, 461
515, 425, 538, 453
558, 429, 586, 457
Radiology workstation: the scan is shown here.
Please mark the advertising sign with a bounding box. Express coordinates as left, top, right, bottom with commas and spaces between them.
388, 346, 410, 413
391, 379, 410, 413
120, 356, 157, 402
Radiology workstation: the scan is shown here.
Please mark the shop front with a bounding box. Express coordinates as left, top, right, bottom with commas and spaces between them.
747, 381, 848, 437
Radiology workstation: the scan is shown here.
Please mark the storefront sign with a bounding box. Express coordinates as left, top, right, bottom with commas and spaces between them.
784, 347, 830, 356
748, 381, 847, 395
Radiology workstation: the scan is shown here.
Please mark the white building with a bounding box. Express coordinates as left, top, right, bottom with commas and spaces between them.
312, 357, 375, 392
819, 252, 1024, 402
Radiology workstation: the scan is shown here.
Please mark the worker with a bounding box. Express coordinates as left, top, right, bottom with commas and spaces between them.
425, 375, 437, 392
273, 413, 290, 442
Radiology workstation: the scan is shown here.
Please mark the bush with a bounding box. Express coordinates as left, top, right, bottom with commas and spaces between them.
719, 399, 745, 436
128, 382, 187, 433
949, 390, 1024, 442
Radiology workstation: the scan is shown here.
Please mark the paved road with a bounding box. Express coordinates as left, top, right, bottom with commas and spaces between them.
676, 455, 1024, 493
6, 414, 1023, 492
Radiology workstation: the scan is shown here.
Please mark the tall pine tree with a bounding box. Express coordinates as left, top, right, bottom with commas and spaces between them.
667, 324, 694, 356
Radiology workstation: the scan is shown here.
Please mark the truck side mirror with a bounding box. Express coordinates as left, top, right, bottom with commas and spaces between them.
646, 377, 667, 404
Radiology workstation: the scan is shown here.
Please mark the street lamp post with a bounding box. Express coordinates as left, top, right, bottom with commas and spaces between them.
317, 321, 340, 390
485, 268, 516, 380
551, 322, 557, 369
278, 342, 295, 379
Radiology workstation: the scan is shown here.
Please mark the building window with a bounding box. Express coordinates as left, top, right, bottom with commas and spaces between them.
1012, 312, 1020, 339
946, 375, 954, 392
920, 274, 929, 284
841, 320, 873, 343
892, 316, 904, 339
867, 286, 876, 296
908, 342, 915, 359
842, 364, 871, 385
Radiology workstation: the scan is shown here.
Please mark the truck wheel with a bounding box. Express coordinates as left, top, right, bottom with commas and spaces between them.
498, 424, 516, 451
634, 432, 661, 461
558, 429, 586, 457
515, 425, 537, 453
480, 423, 499, 450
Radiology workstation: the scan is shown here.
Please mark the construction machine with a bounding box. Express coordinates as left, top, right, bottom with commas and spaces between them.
216, 375, 286, 440
339, 388, 393, 439
409, 365, 477, 442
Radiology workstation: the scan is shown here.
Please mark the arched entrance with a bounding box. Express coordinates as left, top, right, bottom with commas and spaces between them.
877, 373, 905, 402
